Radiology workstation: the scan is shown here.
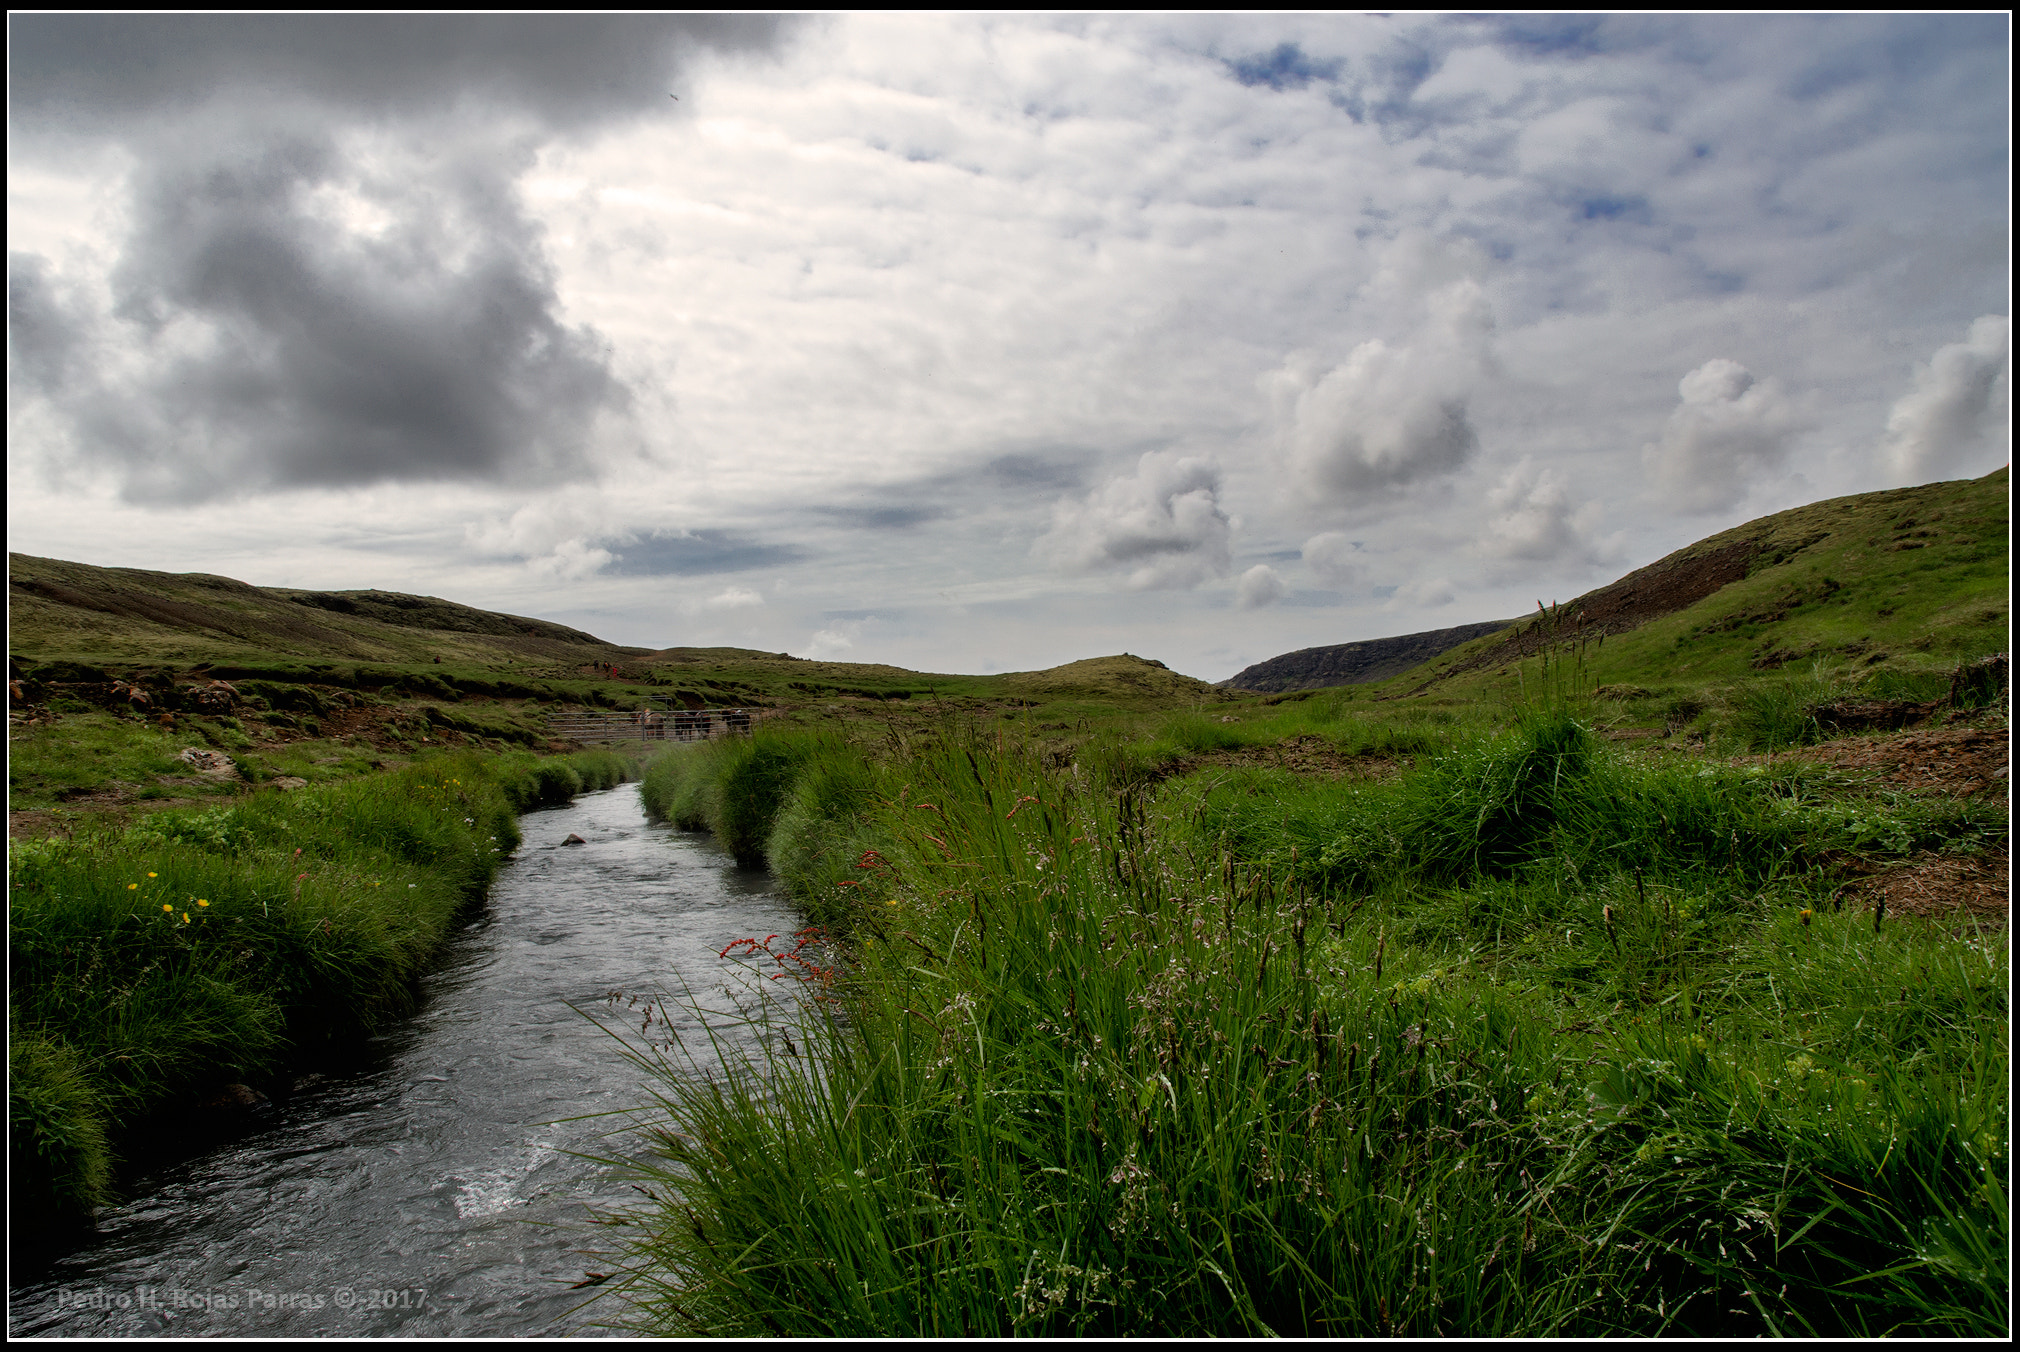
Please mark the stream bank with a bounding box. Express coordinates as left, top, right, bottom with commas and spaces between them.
9, 782, 800, 1337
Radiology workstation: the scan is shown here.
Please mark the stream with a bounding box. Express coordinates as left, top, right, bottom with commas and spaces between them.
8, 782, 804, 1337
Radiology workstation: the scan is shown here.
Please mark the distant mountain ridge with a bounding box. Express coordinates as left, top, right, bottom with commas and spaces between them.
1219, 619, 1519, 693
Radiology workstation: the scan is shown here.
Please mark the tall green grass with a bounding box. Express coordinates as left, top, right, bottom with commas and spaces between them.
764, 741, 892, 923
1728, 663, 1843, 751
641, 728, 852, 867
8, 746, 635, 1230
1197, 709, 1827, 903
610, 719, 2005, 1336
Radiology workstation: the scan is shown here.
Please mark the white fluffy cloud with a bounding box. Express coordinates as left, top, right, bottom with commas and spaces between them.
1269, 279, 1495, 505
4, 16, 2007, 682
1235, 563, 1288, 610
1640, 359, 1805, 514
1485, 459, 1585, 563
691, 586, 764, 614
1879, 315, 2010, 484
1382, 577, 1456, 612
1299, 531, 1362, 587
1035, 451, 1231, 590
806, 620, 867, 660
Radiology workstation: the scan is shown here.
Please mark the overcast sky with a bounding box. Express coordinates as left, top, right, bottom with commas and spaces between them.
8, 14, 2010, 680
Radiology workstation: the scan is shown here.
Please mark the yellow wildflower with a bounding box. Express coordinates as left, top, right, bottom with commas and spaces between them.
163, 903, 173, 912
197, 900, 209, 908
148, 872, 158, 878
129, 883, 140, 890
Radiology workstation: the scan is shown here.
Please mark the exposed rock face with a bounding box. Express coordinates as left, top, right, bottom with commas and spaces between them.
1220, 619, 1518, 693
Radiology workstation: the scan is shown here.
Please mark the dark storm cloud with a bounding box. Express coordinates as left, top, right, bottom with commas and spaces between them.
7, 15, 794, 131
599, 530, 807, 578
6, 253, 87, 395
7, 15, 799, 503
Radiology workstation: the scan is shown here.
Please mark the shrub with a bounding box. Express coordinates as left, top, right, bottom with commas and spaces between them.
1398, 707, 1598, 881
642, 740, 737, 830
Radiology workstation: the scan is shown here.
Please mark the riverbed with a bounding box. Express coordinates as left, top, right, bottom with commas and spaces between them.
8, 782, 803, 1337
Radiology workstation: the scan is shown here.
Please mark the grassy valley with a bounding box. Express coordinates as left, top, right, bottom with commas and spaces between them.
599, 470, 2008, 1336
6, 468, 2008, 1332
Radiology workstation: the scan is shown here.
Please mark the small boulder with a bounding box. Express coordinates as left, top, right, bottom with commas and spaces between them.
179, 747, 236, 775
199, 1083, 267, 1110
561, 833, 588, 846
192, 680, 238, 713
271, 776, 309, 791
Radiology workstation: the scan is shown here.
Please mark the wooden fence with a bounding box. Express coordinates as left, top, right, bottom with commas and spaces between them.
543, 707, 767, 743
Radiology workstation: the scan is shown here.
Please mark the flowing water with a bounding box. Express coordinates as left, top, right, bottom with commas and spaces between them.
9, 782, 806, 1338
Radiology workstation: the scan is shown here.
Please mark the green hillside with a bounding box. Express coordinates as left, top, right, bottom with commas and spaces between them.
7, 552, 649, 671
1364, 466, 2008, 709
5, 551, 1229, 834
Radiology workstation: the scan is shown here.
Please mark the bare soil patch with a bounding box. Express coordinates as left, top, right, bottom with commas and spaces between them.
1768, 726, 2010, 799
10, 793, 235, 841
1181, 734, 1408, 782
1832, 850, 2009, 932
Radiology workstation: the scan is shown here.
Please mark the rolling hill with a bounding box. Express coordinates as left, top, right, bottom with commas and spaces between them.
6, 554, 1229, 714
1220, 618, 1518, 693
1228, 465, 2009, 701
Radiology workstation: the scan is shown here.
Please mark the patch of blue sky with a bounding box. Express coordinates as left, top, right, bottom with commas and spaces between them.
1226, 42, 1341, 92
599, 531, 806, 577
1482, 14, 1611, 60
1578, 195, 1652, 224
